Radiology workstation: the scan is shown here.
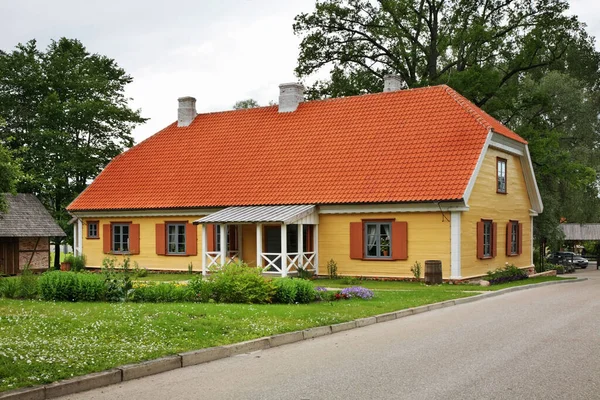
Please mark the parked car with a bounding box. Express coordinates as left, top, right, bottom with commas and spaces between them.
547, 251, 588, 269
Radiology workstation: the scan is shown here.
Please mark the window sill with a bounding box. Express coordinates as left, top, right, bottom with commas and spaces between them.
86, 237, 100, 240
165, 253, 190, 257
361, 257, 395, 261
496, 191, 508, 195
111, 251, 131, 255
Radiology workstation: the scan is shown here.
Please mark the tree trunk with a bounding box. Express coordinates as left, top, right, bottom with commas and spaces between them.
53, 238, 61, 270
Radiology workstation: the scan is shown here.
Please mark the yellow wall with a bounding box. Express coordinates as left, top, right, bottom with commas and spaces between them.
318, 212, 451, 278
461, 148, 532, 277
83, 216, 206, 271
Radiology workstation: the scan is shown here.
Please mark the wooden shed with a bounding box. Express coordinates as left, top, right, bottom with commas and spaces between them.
0, 194, 66, 275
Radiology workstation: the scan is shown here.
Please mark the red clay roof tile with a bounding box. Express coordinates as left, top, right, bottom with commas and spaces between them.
67, 85, 526, 211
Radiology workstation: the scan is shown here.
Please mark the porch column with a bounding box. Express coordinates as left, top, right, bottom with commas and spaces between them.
314, 224, 319, 275
298, 223, 304, 270
238, 224, 243, 261
281, 223, 288, 277
220, 224, 227, 267
76, 219, 83, 256
201, 224, 207, 276
256, 224, 263, 268
450, 211, 462, 279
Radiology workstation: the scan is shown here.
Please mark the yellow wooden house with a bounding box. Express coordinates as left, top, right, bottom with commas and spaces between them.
66, 76, 543, 280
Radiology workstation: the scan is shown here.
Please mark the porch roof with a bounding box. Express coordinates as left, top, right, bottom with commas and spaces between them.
194, 205, 315, 225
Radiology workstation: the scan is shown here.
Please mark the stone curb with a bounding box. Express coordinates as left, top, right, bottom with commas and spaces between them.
120, 356, 182, 382
2, 277, 587, 400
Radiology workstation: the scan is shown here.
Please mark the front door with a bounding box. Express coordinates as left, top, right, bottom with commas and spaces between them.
0, 238, 19, 275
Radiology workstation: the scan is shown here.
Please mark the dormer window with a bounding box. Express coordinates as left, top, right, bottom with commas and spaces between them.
497, 158, 507, 194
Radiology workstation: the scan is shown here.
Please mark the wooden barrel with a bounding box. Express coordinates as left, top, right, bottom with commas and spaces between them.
424, 260, 443, 284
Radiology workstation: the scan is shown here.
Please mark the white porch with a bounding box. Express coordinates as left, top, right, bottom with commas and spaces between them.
194, 205, 319, 277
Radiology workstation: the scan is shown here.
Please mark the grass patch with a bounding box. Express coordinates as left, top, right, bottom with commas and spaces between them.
0, 290, 471, 392
132, 273, 198, 282
315, 276, 572, 291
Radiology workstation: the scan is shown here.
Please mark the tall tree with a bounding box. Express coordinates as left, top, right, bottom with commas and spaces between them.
0, 118, 20, 212
0, 38, 146, 266
294, 0, 600, 247
233, 99, 260, 109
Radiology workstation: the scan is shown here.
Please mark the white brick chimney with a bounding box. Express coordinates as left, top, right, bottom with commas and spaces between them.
278, 83, 304, 113
177, 96, 197, 127
383, 75, 403, 92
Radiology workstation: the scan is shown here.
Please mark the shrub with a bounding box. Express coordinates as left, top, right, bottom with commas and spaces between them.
273, 279, 297, 304
209, 262, 274, 304
273, 278, 316, 304
339, 286, 374, 299
39, 271, 78, 301
18, 266, 38, 299
102, 257, 133, 302
188, 276, 213, 302
133, 262, 148, 278
411, 261, 422, 281
546, 263, 565, 274
64, 254, 87, 272
326, 259, 338, 279
0, 277, 19, 299
314, 286, 336, 301
39, 271, 105, 301
294, 279, 316, 303
296, 266, 314, 280
485, 263, 528, 285
341, 276, 360, 285
130, 282, 193, 302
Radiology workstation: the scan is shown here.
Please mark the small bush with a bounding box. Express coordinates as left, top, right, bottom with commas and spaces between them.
133, 262, 148, 278
188, 276, 213, 302
294, 279, 316, 303
411, 261, 422, 281
39, 271, 105, 301
327, 259, 338, 279
18, 266, 38, 299
209, 262, 274, 304
0, 277, 19, 299
273, 279, 297, 304
314, 286, 336, 302
546, 263, 565, 274
341, 276, 360, 285
102, 257, 133, 302
64, 254, 87, 272
485, 263, 528, 285
130, 282, 193, 303
296, 266, 314, 280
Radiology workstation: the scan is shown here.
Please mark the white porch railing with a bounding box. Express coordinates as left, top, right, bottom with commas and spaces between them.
261, 253, 282, 273
206, 251, 222, 269
261, 252, 316, 275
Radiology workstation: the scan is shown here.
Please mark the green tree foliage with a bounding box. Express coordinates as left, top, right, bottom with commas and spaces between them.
294, 0, 600, 246
0, 117, 20, 212
0, 38, 146, 265
233, 98, 260, 109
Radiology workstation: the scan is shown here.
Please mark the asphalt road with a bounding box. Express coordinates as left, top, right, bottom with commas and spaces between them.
61, 269, 600, 400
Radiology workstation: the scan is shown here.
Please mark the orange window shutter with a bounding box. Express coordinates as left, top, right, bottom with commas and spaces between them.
492, 222, 498, 258
476, 221, 484, 259
349, 222, 363, 259
103, 224, 111, 254
186, 223, 197, 256
518, 223, 523, 255
506, 222, 511, 256
391, 221, 408, 260
130, 224, 140, 255
206, 224, 216, 252
155, 224, 166, 255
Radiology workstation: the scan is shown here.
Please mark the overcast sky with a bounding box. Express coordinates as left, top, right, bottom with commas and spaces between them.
1, 0, 599, 143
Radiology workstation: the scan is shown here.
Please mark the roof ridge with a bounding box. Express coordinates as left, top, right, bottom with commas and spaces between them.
441, 85, 492, 132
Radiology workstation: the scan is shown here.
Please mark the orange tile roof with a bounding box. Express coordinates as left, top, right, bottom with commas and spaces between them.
67, 85, 527, 211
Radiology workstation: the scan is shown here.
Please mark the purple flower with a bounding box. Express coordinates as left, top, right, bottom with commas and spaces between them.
339, 286, 374, 299
315, 286, 328, 292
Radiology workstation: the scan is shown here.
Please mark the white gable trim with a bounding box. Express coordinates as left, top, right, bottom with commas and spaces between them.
463, 130, 493, 205
463, 131, 543, 214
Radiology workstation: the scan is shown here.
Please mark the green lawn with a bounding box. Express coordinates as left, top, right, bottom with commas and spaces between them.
315, 276, 573, 291
132, 273, 198, 282
0, 289, 472, 392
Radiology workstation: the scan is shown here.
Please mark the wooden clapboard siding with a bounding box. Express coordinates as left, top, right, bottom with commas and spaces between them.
318, 212, 451, 278
461, 147, 532, 278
